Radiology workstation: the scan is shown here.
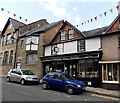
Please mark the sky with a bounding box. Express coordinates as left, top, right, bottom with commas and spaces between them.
0, 0, 120, 32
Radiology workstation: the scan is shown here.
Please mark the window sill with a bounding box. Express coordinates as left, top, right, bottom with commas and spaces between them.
102, 81, 119, 84
25, 63, 37, 66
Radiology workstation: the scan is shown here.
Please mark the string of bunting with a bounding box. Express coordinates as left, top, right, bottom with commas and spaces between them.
74, 5, 119, 28
0, 5, 119, 28
0, 7, 42, 27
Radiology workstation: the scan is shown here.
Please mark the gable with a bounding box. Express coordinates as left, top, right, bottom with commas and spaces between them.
52, 22, 84, 44
107, 15, 120, 32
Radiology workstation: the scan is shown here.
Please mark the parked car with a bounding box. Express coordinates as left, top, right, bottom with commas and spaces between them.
6, 69, 40, 85
41, 72, 86, 95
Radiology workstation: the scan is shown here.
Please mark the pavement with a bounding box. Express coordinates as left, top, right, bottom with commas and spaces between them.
1, 75, 120, 98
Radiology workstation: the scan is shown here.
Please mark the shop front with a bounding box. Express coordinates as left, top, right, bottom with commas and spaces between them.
99, 61, 120, 90
41, 51, 102, 87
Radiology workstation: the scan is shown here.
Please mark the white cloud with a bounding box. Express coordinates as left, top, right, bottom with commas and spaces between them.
38, 0, 66, 17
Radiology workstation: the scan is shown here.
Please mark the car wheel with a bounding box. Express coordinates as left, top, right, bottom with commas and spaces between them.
21, 79, 25, 85
6, 77, 10, 82
42, 82, 48, 90
66, 86, 74, 95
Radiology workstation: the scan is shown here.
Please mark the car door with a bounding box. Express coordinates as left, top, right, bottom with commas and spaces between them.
10, 69, 17, 81
15, 69, 22, 82
52, 74, 66, 90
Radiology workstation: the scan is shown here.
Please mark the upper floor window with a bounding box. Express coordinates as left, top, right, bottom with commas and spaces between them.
68, 29, 74, 40
21, 40, 24, 48
6, 33, 11, 45
26, 36, 39, 51
77, 40, 85, 51
60, 31, 66, 41
26, 54, 37, 64
118, 37, 120, 47
9, 50, 13, 64
3, 51, 9, 65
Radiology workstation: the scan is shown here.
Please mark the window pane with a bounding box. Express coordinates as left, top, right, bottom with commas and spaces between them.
108, 64, 112, 81
68, 30, 74, 39
103, 64, 107, 81
32, 37, 38, 44
31, 44, 38, 50
112, 64, 118, 81
61, 31, 65, 41
26, 45, 30, 50
26, 37, 31, 44
26, 54, 37, 64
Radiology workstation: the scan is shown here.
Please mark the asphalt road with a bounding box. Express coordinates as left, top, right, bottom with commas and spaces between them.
1, 77, 119, 102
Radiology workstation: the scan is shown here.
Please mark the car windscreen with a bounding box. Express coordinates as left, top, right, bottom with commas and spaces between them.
63, 74, 75, 80
21, 70, 34, 75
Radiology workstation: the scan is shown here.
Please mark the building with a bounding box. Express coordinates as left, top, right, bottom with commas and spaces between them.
41, 21, 108, 87
99, 14, 120, 90
0, 17, 48, 75
15, 20, 64, 77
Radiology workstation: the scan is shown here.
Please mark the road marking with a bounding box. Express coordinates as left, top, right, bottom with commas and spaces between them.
92, 94, 120, 101
65, 95, 71, 98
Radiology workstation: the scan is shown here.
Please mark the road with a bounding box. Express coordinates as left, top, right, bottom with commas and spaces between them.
1, 77, 120, 102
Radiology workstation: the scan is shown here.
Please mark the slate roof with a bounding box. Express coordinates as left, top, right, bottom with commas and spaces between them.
82, 26, 108, 38
19, 20, 64, 38
9, 17, 26, 29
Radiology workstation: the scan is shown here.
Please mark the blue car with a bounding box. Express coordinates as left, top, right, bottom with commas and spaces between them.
42, 72, 86, 95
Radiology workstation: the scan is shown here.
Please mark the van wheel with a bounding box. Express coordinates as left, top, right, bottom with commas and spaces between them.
21, 79, 25, 85
42, 82, 48, 90
6, 77, 10, 82
66, 87, 74, 95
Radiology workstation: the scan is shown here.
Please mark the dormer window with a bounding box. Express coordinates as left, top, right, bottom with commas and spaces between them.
26, 36, 39, 51
68, 29, 74, 40
60, 31, 66, 41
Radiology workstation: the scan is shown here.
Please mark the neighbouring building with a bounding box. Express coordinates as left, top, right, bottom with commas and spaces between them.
99, 14, 120, 90
16, 20, 64, 77
0, 17, 48, 75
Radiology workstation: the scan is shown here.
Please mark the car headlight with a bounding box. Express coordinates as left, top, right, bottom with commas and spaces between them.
77, 85, 81, 88
26, 77, 31, 80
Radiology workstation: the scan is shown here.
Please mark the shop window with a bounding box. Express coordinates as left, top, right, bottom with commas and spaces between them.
26, 54, 37, 64
68, 29, 74, 40
77, 59, 99, 78
3, 51, 9, 65
9, 50, 13, 64
77, 40, 85, 51
60, 31, 66, 41
26, 36, 38, 51
102, 63, 119, 83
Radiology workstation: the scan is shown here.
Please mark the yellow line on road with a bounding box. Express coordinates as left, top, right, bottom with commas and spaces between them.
91, 94, 120, 101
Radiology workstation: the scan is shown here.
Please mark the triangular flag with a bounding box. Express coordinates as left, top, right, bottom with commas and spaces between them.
14, 14, 16, 17
110, 9, 113, 13
76, 25, 78, 28
33, 22, 36, 25
8, 11, 10, 14
84, 22, 86, 24
1, 8, 4, 11
19, 16, 22, 19
25, 19, 27, 22
116, 5, 119, 10
95, 17, 97, 21
90, 19, 92, 22
99, 14, 102, 18
82, 23, 84, 25
38, 24, 40, 27
104, 12, 107, 16
87, 20, 89, 23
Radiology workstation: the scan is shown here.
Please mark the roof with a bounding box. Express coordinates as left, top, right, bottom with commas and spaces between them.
1, 17, 26, 36
19, 20, 64, 38
10, 17, 26, 29
82, 26, 108, 38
